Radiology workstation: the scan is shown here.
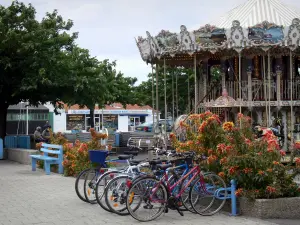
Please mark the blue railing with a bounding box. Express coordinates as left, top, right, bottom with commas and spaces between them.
4, 136, 31, 149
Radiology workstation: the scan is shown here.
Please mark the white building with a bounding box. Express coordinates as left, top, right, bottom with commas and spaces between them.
45, 103, 158, 133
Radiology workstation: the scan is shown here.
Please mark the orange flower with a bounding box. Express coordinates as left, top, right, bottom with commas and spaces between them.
208, 149, 213, 155
224, 145, 233, 154
218, 172, 225, 178
257, 152, 263, 156
273, 161, 279, 165
295, 158, 300, 167
266, 186, 276, 193
199, 121, 208, 133
207, 155, 217, 164
267, 168, 273, 173
169, 133, 176, 139
279, 150, 286, 156
220, 157, 227, 165
237, 113, 243, 119
222, 122, 234, 131
229, 166, 238, 175
243, 168, 253, 174
235, 188, 243, 197
258, 170, 264, 175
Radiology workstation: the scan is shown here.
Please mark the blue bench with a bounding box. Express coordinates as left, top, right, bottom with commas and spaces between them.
30, 143, 63, 175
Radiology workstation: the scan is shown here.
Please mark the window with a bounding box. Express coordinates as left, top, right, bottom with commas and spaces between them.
7, 113, 48, 121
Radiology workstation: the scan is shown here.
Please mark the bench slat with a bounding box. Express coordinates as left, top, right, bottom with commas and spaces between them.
41, 143, 63, 150
30, 155, 58, 161
41, 148, 61, 154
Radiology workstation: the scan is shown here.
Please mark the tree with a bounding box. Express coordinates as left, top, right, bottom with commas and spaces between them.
0, 1, 79, 138
132, 66, 195, 119
62, 47, 138, 128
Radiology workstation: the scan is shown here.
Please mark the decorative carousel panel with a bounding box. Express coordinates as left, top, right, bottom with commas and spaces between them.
146, 31, 160, 58
179, 25, 194, 53
226, 20, 248, 49
155, 30, 180, 56
136, 36, 151, 62
286, 18, 300, 51
193, 24, 227, 50
248, 21, 284, 46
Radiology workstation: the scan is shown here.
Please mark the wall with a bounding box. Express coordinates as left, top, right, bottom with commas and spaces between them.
118, 115, 128, 132
53, 112, 67, 133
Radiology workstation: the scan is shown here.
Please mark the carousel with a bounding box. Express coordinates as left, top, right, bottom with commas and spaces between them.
135, 0, 300, 150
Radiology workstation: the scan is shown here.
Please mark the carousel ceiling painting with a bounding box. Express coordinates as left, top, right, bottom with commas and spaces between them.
136, 0, 300, 63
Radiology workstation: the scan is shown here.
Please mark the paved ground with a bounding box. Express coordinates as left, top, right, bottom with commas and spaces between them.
0, 160, 297, 225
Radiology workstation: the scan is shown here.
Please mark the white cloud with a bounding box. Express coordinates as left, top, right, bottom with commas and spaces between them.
97, 55, 151, 85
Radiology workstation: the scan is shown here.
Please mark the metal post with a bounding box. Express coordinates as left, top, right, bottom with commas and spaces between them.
238, 53, 242, 114
188, 70, 190, 112
151, 64, 155, 132
172, 68, 175, 123
26, 103, 29, 135
268, 51, 271, 126
101, 108, 104, 130
230, 180, 237, 216
164, 58, 167, 133
194, 54, 197, 113
156, 63, 159, 133
176, 70, 179, 118
263, 55, 268, 126
290, 50, 294, 146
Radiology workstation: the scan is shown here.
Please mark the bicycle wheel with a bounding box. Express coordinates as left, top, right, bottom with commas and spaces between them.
178, 175, 197, 213
95, 170, 122, 212
84, 168, 104, 204
105, 175, 133, 215
75, 168, 90, 203
126, 176, 167, 222
189, 173, 227, 216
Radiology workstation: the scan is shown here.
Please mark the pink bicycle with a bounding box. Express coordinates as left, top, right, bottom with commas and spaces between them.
125, 154, 227, 222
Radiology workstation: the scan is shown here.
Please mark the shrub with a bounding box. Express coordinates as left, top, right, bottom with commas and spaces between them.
171, 112, 300, 199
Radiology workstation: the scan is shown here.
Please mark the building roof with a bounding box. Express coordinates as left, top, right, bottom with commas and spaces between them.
212, 0, 300, 28
8, 103, 49, 110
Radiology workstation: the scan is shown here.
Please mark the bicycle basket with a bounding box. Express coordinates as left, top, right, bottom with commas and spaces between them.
88, 150, 109, 165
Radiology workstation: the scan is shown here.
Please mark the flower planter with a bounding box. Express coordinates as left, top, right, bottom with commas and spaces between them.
238, 197, 300, 219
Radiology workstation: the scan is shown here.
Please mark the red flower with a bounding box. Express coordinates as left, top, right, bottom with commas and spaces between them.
235, 188, 243, 197
266, 186, 276, 193
229, 166, 238, 175
295, 158, 300, 167
258, 170, 264, 175
279, 150, 286, 156
243, 168, 253, 174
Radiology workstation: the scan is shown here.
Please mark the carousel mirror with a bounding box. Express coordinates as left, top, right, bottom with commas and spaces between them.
210, 65, 221, 81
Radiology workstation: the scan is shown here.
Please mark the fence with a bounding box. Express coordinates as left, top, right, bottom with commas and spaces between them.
4, 136, 31, 149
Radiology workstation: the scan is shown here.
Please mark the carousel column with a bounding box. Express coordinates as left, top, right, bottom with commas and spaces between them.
164, 58, 167, 136
203, 58, 209, 102
246, 66, 252, 103
282, 110, 288, 150
194, 54, 197, 113
289, 50, 294, 150
156, 63, 159, 134
220, 58, 227, 89
275, 65, 282, 102
238, 52, 242, 113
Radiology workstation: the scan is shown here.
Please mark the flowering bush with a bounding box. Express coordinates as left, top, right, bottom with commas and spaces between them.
36, 128, 109, 176
172, 112, 300, 199
62, 128, 108, 176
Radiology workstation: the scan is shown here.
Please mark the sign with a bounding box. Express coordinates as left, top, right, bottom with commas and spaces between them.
66, 115, 85, 130
68, 109, 152, 115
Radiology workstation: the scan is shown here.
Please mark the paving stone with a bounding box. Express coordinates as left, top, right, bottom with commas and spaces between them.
0, 160, 278, 225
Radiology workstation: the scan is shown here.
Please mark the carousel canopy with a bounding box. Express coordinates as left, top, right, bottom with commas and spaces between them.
212, 0, 300, 28
136, 0, 300, 65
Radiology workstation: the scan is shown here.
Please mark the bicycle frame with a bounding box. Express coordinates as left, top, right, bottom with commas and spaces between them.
150, 165, 202, 201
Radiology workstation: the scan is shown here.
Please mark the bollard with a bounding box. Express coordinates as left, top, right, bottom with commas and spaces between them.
230, 179, 237, 216
0, 138, 3, 159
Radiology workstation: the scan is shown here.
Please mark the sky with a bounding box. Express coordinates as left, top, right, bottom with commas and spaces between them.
1, 0, 300, 84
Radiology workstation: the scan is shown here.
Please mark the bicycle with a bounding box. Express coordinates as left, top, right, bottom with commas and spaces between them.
125, 153, 227, 222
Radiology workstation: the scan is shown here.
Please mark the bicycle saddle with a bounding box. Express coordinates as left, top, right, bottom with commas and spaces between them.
118, 155, 132, 160
129, 159, 143, 165
157, 163, 173, 170
124, 151, 139, 156
149, 160, 162, 165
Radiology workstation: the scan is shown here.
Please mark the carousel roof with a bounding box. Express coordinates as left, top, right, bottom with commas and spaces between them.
212, 0, 300, 28
135, 0, 300, 65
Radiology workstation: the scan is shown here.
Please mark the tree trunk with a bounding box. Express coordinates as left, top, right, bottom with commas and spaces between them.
89, 106, 95, 128
0, 101, 8, 140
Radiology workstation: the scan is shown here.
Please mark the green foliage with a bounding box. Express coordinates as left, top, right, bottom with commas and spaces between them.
133, 66, 195, 117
